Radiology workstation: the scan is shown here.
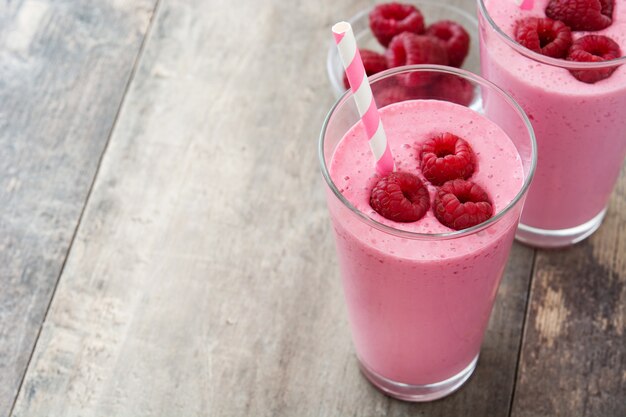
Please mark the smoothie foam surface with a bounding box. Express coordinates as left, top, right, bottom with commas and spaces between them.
328, 99, 524, 259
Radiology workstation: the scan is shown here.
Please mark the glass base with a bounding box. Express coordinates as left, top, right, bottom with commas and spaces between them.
358, 355, 478, 402
516, 208, 607, 249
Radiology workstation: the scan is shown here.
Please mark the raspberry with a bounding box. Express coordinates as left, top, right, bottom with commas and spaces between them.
369, 2, 425, 47
342, 50, 388, 89
425, 20, 470, 67
545, 0, 613, 31
370, 172, 430, 222
433, 179, 493, 230
426, 74, 475, 106
567, 35, 622, 83
600, 0, 614, 18
385, 33, 448, 87
420, 132, 476, 186
514, 17, 572, 58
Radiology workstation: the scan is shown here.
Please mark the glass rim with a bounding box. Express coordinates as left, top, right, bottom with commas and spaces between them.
318, 65, 537, 241
477, 0, 626, 69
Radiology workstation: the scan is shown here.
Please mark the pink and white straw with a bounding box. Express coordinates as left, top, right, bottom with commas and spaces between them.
332, 21, 395, 176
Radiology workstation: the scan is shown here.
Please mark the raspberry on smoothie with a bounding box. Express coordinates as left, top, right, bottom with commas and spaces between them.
369, 130, 488, 230
370, 172, 430, 222
568, 35, 621, 82
419, 132, 476, 186
433, 179, 494, 231
545, 0, 613, 31
514, 17, 572, 58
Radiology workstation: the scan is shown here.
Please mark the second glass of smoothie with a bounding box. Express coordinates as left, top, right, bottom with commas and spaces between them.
478, 0, 626, 248
320, 66, 536, 401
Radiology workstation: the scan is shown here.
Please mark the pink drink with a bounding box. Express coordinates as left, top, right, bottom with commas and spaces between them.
330, 99, 522, 381
478, 0, 626, 247
320, 67, 535, 401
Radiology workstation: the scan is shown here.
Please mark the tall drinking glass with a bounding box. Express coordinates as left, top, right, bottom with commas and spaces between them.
319, 66, 536, 401
478, 0, 626, 247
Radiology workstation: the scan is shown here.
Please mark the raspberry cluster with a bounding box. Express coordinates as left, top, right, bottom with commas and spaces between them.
513, 0, 622, 83
342, 2, 473, 106
370, 132, 493, 231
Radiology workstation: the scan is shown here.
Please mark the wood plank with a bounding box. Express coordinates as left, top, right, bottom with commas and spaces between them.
0, 1, 156, 416
11, 0, 535, 415
511, 166, 626, 417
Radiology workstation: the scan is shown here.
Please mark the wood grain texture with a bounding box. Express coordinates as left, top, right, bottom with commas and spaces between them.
8, 0, 538, 415
512, 166, 626, 417
0, 1, 156, 416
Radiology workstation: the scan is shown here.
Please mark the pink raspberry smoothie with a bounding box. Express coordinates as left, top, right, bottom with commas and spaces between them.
326, 99, 524, 386
479, 0, 626, 236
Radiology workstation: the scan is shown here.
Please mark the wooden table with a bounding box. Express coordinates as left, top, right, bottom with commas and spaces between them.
0, 0, 624, 415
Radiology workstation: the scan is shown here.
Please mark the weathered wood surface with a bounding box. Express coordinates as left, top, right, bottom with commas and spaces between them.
2, 0, 624, 415
511, 166, 626, 417
7, 0, 538, 415
0, 1, 157, 416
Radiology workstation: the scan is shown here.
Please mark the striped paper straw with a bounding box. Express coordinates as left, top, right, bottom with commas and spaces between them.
332, 21, 395, 176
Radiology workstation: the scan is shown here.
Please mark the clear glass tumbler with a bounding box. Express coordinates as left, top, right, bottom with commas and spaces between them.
477, 0, 626, 248
319, 66, 536, 401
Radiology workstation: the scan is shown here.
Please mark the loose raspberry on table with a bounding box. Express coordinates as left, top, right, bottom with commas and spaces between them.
419, 132, 476, 186
433, 179, 493, 230
370, 172, 430, 222
342, 49, 388, 89
426, 20, 470, 67
369, 2, 425, 47
385, 33, 448, 87
567, 35, 622, 83
514, 17, 572, 58
426, 74, 474, 106
545, 0, 613, 31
